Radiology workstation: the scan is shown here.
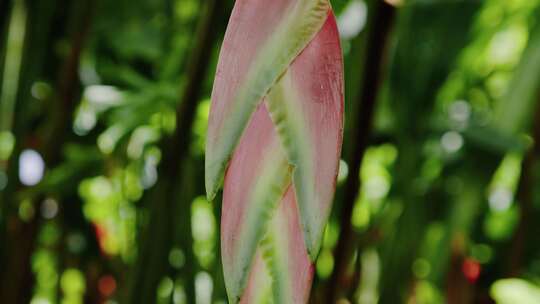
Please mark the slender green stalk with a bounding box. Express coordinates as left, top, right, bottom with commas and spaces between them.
326, 1, 395, 302
127, 1, 223, 302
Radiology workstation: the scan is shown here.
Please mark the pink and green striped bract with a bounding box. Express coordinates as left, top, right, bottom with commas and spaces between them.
205, 1, 343, 302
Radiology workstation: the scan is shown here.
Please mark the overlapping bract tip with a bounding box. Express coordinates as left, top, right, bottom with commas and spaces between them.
205, 0, 343, 302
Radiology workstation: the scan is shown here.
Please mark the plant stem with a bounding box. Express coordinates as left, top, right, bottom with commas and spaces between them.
127, 1, 222, 303
507, 95, 540, 276
325, 1, 395, 302
0, 0, 94, 301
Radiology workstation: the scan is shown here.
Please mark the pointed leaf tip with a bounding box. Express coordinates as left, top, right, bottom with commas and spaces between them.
205, 161, 223, 201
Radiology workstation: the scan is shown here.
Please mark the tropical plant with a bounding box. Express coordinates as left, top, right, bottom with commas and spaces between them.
205, 1, 343, 302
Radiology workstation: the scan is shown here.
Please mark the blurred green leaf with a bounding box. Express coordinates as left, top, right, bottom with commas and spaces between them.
491, 279, 540, 304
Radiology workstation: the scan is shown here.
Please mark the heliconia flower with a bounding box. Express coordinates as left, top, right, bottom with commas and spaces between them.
205, 0, 343, 302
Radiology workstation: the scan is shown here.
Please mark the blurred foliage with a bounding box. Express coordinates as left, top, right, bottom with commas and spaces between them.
1, 0, 540, 303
